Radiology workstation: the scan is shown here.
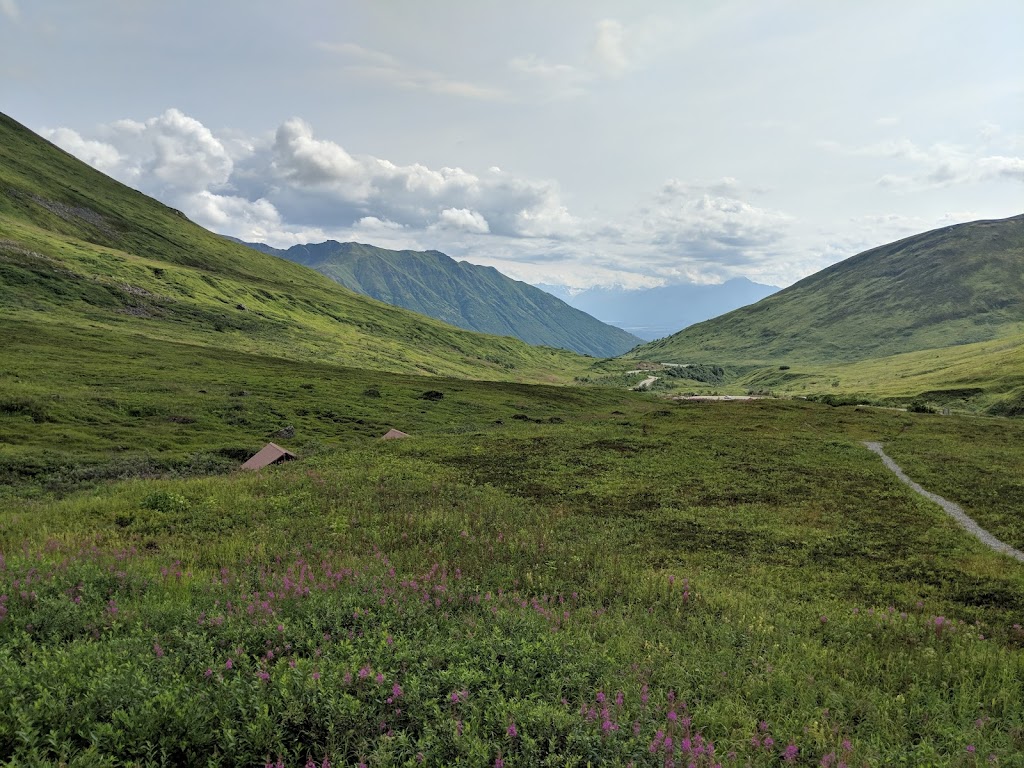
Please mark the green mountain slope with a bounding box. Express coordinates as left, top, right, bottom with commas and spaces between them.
0, 112, 591, 383
635, 214, 1024, 365
239, 239, 642, 357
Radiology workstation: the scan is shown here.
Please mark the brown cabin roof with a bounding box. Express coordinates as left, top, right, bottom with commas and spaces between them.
240, 442, 297, 470
380, 429, 410, 440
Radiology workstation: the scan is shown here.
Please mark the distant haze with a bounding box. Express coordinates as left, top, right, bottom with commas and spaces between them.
540, 279, 779, 340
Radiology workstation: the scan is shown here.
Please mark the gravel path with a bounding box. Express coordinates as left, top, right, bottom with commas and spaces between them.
864, 441, 1024, 563
632, 376, 659, 391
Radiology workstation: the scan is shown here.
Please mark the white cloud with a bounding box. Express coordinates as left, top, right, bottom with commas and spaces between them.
355, 216, 405, 232
143, 109, 233, 193
591, 19, 630, 77
820, 134, 1024, 188
272, 117, 363, 187
643, 179, 792, 259
509, 17, 644, 99
40, 110, 830, 289
186, 191, 281, 236
432, 208, 490, 234
49, 109, 584, 248
508, 54, 591, 99
316, 41, 399, 67
47, 109, 233, 199
514, 191, 579, 238
51, 108, 1012, 294
320, 41, 504, 101
0, 0, 19, 21
45, 128, 121, 174
976, 155, 1024, 182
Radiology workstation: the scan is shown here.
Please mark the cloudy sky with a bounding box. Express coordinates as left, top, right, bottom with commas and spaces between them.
2, 1, 1021, 290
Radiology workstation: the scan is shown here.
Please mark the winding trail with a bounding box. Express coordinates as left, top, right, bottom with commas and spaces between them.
863, 441, 1024, 563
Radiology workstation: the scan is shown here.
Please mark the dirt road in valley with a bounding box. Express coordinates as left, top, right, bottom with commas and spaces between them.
864, 441, 1024, 563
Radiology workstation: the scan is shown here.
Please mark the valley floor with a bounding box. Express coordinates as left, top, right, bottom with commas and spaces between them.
2, 368, 1024, 765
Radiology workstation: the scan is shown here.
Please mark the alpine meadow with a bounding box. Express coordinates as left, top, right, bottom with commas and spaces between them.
1, 4, 1023, 767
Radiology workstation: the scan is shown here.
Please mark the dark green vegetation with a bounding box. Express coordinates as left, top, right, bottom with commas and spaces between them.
3, 390, 1024, 766
0, 320, 622, 498
0, 113, 593, 383
241, 239, 642, 357
3, 113, 1024, 766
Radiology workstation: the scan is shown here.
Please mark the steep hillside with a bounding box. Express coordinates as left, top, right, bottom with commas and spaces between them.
239, 239, 642, 357
635, 215, 1024, 364
0, 113, 591, 383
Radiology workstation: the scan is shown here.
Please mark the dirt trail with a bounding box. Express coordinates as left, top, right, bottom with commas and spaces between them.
864, 441, 1024, 563
632, 376, 659, 391
675, 395, 762, 401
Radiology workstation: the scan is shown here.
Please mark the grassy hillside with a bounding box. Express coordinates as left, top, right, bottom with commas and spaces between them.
0, 319, 624, 496
737, 330, 1024, 414
635, 215, 1024, 365
242, 239, 642, 357
0, 113, 593, 383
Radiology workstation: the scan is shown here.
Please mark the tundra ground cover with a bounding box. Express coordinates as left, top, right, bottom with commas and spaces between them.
2, 394, 1023, 766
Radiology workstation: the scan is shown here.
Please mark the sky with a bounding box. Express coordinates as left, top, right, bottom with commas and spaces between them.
2, 0, 1022, 290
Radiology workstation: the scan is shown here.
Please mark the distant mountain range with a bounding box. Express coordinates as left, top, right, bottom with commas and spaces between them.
538, 278, 779, 340
234, 239, 643, 358
635, 214, 1024, 364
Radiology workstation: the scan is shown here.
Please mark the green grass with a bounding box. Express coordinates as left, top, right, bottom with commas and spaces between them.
2, 392, 1024, 765
726, 333, 1024, 415
616, 331, 1024, 415
0, 319, 622, 498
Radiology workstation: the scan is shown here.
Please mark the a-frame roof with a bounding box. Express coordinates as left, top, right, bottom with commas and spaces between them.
240, 442, 297, 470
